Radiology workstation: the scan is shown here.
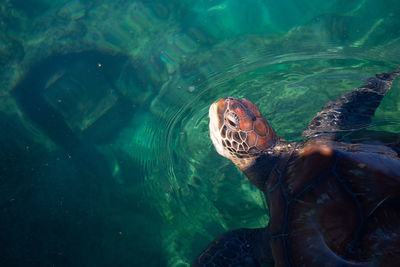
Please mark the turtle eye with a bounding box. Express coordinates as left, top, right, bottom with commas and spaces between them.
225, 112, 239, 129
228, 119, 237, 128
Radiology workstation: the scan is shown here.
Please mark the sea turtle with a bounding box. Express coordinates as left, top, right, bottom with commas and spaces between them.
193, 68, 400, 267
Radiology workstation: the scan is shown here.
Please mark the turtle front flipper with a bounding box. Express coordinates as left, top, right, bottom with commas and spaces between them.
303, 68, 400, 140
192, 228, 273, 267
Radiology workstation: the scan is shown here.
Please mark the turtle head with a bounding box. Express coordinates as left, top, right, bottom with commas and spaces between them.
209, 97, 279, 167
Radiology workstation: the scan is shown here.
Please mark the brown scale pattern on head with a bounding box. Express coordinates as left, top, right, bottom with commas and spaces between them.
216, 97, 277, 156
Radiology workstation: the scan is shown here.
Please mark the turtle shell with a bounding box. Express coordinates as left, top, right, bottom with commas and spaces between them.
265, 144, 400, 266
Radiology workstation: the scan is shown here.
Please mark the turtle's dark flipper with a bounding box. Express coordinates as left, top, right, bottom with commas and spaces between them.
192, 228, 273, 267
303, 68, 400, 140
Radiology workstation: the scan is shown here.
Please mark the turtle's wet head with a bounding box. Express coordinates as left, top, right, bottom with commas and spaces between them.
209, 97, 278, 161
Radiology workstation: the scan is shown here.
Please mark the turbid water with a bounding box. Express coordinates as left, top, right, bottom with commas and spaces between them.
0, 0, 399, 266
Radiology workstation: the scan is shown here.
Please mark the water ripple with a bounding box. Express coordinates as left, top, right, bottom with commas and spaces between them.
134, 45, 399, 264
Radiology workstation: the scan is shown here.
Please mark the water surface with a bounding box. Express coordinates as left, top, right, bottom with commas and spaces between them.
0, 0, 399, 266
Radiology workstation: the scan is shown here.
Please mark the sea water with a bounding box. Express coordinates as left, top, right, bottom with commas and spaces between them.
0, 0, 399, 266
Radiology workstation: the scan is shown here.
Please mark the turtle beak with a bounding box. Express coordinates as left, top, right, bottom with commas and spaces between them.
209, 102, 218, 130
209, 102, 227, 158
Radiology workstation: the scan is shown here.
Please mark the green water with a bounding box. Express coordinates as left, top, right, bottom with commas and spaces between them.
0, 0, 399, 266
